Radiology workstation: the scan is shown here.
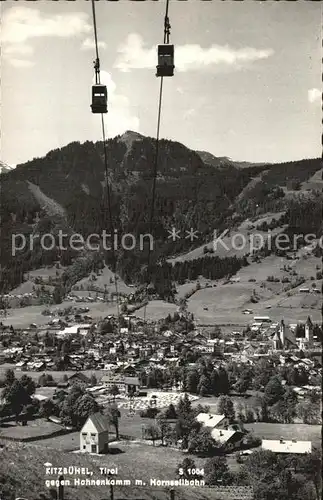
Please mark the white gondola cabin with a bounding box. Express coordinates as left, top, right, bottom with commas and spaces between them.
156, 44, 174, 77
91, 84, 107, 113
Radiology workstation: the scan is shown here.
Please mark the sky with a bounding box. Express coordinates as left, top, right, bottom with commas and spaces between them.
1, 0, 322, 167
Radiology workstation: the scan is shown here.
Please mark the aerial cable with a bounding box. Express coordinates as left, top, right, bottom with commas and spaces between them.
143, 0, 172, 322
164, 0, 171, 44
91, 0, 100, 84
100, 115, 120, 327
90, 0, 120, 329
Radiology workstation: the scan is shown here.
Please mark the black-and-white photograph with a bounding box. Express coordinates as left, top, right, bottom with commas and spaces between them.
0, 1, 322, 499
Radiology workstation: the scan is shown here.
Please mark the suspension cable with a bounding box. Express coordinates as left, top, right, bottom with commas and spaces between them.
143, 0, 171, 322
100, 115, 120, 327
91, 0, 120, 329
91, 0, 100, 84
164, 0, 171, 44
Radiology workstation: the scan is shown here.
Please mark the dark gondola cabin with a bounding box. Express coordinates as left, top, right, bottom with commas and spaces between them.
91, 84, 107, 113
156, 44, 175, 77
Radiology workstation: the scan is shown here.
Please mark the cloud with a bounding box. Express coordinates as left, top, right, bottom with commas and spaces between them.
183, 108, 196, 119
3, 44, 34, 57
2, 43, 35, 67
2, 6, 91, 44
81, 37, 107, 51
308, 88, 321, 104
8, 59, 35, 69
1, 6, 91, 67
114, 33, 274, 72
93, 71, 140, 137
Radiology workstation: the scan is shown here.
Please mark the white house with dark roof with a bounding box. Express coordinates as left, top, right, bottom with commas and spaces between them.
211, 428, 244, 451
101, 374, 140, 394
80, 412, 110, 454
196, 413, 227, 429
56, 324, 91, 338
262, 439, 312, 454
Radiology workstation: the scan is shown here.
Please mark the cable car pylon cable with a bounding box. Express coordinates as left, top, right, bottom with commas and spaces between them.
143, 0, 172, 322
164, 0, 170, 44
91, 0, 100, 84
90, 0, 120, 331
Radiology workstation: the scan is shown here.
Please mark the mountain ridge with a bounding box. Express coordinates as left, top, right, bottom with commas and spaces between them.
0, 161, 15, 175
0, 132, 321, 293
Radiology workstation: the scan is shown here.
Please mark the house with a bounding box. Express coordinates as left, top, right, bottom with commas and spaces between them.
121, 365, 138, 377
80, 412, 110, 454
32, 394, 48, 403
193, 332, 206, 342
253, 316, 271, 323
78, 325, 92, 336
211, 428, 244, 451
262, 439, 312, 454
26, 361, 45, 371
68, 372, 91, 386
196, 413, 228, 429
101, 374, 140, 394
56, 324, 91, 338
195, 345, 215, 353
15, 360, 27, 371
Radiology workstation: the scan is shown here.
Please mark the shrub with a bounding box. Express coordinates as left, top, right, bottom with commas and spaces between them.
243, 433, 261, 448
139, 407, 159, 418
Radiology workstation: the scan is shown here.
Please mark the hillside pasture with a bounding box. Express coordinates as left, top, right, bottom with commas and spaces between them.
25, 265, 66, 279
244, 423, 322, 448
235, 255, 289, 284
135, 300, 178, 320
235, 174, 266, 203
0, 418, 64, 441
301, 168, 323, 191
187, 280, 321, 325
187, 282, 274, 324
27, 429, 81, 451
0, 441, 221, 500
277, 288, 320, 309
168, 223, 286, 264
176, 277, 220, 300
1, 304, 59, 328
185, 249, 321, 325
293, 254, 321, 279
10, 280, 54, 296
1, 300, 119, 328
72, 264, 135, 296
176, 281, 204, 300
0, 363, 107, 383
239, 211, 286, 228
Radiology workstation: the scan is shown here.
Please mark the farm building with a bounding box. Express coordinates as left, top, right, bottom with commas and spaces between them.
211, 429, 244, 451
68, 372, 91, 386
196, 413, 228, 429
262, 439, 312, 454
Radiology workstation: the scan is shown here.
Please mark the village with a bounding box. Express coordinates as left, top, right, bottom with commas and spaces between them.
0, 296, 321, 444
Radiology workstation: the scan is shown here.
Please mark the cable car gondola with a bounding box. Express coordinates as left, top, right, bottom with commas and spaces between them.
156, 44, 175, 77
91, 84, 108, 113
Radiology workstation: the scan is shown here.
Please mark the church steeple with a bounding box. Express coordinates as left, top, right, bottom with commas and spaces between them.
272, 330, 281, 351
305, 316, 313, 345
305, 316, 312, 327
279, 319, 285, 348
